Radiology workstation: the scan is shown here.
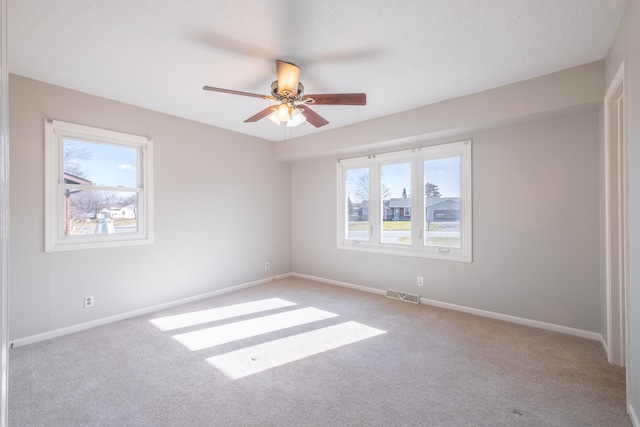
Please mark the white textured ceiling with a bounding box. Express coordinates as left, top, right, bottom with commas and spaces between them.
9, 1, 627, 141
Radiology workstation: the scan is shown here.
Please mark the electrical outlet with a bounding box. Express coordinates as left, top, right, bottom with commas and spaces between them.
84, 296, 94, 308
417, 277, 424, 287
265, 262, 270, 270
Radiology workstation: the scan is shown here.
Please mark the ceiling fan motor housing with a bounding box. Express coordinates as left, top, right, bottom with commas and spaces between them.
271, 81, 304, 101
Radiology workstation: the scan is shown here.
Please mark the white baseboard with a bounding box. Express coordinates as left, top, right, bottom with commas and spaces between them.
292, 272, 386, 296
630, 403, 639, 427
10, 271, 605, 347
291, 272, 604, 343
10, 274, 289, 348
418, 296, 603, 342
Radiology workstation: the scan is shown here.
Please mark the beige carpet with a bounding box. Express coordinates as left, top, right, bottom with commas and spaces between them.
9, 277, 630, 426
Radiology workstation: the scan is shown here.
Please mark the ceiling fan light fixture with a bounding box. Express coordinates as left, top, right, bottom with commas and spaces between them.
268, 112, 281, 125
286, 107, 306, 127
275, 103, 291, 122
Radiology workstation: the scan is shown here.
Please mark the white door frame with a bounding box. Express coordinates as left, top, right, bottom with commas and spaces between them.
603, 61, 629, 396
0, 0, 9, 424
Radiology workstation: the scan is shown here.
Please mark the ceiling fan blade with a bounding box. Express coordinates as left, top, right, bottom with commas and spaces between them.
300, 106, 329, 128
244, 106, 276, 123
302, 93, 367, 105
203, 86, 273, 100
276, 60, 301, 95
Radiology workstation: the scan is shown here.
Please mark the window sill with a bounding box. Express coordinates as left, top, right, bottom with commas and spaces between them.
337, 243, 472, 263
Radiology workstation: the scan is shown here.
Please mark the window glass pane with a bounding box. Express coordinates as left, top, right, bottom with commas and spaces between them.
381, 162, 411, 244
424, 156, 461, 248
66, 190, 138, 236
345, 168, 369, 241
64, 138, 138, 188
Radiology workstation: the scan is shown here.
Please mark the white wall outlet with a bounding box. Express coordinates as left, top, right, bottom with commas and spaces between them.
417, 277, 424, 287
265, 262, 270, 270
84, 296, 94, 308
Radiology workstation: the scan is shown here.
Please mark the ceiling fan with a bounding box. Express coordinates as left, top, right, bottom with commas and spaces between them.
203, 60, 366, 128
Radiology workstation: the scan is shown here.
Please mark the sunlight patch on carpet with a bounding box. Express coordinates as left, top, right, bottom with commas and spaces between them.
149, 298, 297, 331
207, 321, 386, 379
172, 307, 338, 351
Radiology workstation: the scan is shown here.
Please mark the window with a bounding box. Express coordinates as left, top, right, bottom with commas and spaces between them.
338, 140, 471, 262
45, 119, 153, 252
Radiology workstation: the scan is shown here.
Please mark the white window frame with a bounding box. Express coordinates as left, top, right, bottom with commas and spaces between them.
337, 140, 472, 262
44, 119, 154, 252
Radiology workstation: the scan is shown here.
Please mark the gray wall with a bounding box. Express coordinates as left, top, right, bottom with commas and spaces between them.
290, 111, 601, 332
286, 62, 605, 334
280, 61, 607, 338
9, 75, 291, 340
9, 63, 609, 339
606, 0, 640, 419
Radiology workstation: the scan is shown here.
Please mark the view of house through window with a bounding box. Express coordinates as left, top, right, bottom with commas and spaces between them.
424, 156, 461, 248
64, 138, 140, 236
339, 140, 471, 262
381, 162, 411, 244
345, 167, 370, 242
